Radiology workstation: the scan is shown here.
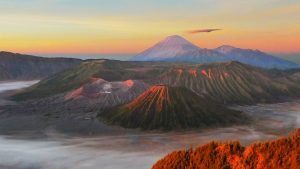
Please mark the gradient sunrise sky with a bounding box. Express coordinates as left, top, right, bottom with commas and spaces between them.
0, 0, 299, 55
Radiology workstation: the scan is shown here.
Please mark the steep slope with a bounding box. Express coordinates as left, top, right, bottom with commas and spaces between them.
215, 45, 299, 69
0, 51, 81, 80
131, 35, 227, 63
153, 61, 300, 104
99, 85, 248, 130
152, 129, 300, 169
131, 35, 298, 69
130, 35, 201, 61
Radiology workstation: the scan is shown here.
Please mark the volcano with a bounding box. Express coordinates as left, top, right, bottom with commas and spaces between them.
130, 35, 298, 69
131, 35, 226, 63
130, 35, 201, 61
99, 85, 248, 130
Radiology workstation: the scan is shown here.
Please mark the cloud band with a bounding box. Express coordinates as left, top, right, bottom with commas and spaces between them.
187, 29, 222, 34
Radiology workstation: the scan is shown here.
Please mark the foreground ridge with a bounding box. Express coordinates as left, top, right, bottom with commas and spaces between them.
152, 129, 300, 169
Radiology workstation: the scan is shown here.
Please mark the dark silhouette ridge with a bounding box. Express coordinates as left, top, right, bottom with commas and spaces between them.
0, 51, 81, 80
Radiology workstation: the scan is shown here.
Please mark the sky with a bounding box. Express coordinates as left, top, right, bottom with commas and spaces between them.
0, 0, 299, 55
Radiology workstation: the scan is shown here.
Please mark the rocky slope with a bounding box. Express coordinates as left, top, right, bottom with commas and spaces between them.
153, 61, 300, 104
99, 85, 248, 130
63, 78, 150, 109
131, 35, 298, 69
12, 60, 300, 105
0, 51, 81, 80
152, 129, 300, 169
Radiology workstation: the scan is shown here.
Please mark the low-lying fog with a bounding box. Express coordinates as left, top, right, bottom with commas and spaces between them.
0, 81, 300, 169
0, 81, 39, 107
0, 81, 39, 93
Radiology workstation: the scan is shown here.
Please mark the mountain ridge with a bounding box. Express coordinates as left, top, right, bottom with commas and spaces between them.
12, 60, 300, 105
152, 61, 300, 104
0, 51, 82, 80
131, 35, 299, 69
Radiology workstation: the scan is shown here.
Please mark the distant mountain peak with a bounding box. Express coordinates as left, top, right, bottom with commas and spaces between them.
130, 35, 298, 69
155, 35, 200, 49
131, 35, 200, 61
164, 35, 184, 40
160, 35, 196, 45
166, 35, 182, 38
215, 45, 238, 54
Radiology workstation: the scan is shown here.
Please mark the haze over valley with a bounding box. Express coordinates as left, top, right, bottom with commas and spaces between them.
1, 81, 300, 169
0, 46, 300, 168
1, 0, 300, 168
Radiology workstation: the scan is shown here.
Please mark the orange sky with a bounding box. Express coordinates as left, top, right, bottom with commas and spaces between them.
0, 0, 299, 55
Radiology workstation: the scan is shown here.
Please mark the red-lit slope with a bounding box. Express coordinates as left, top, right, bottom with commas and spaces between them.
152, 129, 300, 169
154, 61, 300, 104
99, 85, 248, 130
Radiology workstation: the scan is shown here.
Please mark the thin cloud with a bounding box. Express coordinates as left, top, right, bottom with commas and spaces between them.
187, 29, 222, 34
